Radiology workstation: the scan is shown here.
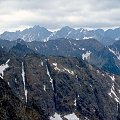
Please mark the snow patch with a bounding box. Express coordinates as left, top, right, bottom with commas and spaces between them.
76, 38, 79, 40
82, 51, 91, 60
64, 113, 79, 120
15, 78, 17, 83
46, 65, 54, 90
79, 48, 85, 51
109, 48, 116, 54
52, 63, 62, 71
74, 43, 76, 46
64, 68, 74, 75
35, 47, 38, 51
69, 41, 72, 45
82, 48, 85, 50
117, 102, 119, 111
46, 31, 57, 41
97, 70, 100, 74
65, 31, 72, 38
22, 62, 27, 103
74, 98, 77, 106
52, 63, 74, 75
119, 90, 120, 93
108, 75, 120, 103
0, 59, 10, 79
83, 36, 93, 39
53, 63, 57, 66
56, 46, 58, 50
109, 75, 115, 82
102, 74, 105, 76
41, 61, 44, 66
109, 48, 120, 60
8, 82, 10, 86
85, 117, 90, 120
43, 85, 46, 91
115, 37, 120, 41
50, 113, 62, 120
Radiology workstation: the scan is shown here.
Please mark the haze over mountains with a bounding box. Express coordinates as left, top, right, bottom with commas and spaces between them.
1, 25, 120, 45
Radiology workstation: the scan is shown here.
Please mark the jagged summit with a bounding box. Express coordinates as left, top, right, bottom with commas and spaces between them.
1, 25, 120, 45
0, 50, 120, 120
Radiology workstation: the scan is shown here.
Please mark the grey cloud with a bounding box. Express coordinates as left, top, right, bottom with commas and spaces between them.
89, 0, 120, 11
0, 0, 120, 33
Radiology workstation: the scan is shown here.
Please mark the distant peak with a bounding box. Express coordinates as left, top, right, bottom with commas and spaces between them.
77, 28, 86, 32
33, 25, 41, 29
33, 25, 46, 30
61, 26, 75, 31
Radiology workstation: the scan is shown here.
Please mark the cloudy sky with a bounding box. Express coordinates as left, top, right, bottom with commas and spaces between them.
0, 0, 120, 33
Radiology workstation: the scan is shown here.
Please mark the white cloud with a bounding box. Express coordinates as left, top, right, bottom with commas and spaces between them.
0, 0, 120, 33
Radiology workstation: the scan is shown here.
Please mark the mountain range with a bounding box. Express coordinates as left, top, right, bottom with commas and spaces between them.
1, 25, 120, 45
1, 25, 120, 120
0, 38, 120, 76
0, 46, 120, 120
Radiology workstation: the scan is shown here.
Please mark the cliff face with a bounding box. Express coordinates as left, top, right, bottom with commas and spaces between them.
0, 77, 48, 120
1, 39, 120, 76
1, 51, 120, 120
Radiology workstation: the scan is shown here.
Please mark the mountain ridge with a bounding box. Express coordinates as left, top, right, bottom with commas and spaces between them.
1, 25, 120, 45
1, 27, 120, 120
0, 48, 120, 120
0, 38, 120, 76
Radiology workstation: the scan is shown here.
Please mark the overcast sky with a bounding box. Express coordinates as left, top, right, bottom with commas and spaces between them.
0, 0, 120, 33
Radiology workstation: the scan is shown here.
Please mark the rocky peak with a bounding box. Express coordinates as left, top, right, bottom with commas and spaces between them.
1, 52, 120, 120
